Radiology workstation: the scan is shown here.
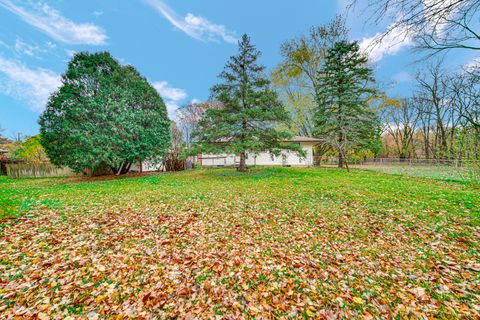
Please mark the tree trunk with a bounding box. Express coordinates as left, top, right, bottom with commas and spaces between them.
239, 151, 246, 172
338, 150, 344, 168
115, 162, 124, 176
115, 162, 132, 175
120, 162, 132, 174
343, 153, 350, 172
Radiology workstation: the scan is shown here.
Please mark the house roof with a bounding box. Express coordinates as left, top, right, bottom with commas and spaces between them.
285, 136, 323, 143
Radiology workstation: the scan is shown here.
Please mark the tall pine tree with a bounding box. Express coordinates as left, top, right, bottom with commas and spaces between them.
314, 40, 380, 168
193, 34, 301, 172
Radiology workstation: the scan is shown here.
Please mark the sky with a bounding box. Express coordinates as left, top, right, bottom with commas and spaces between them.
0, 0, 477, 137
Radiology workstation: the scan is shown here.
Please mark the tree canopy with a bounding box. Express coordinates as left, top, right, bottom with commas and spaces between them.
13, 135, 48, 163
39, 52, 171, 174
192, 34, 302, 172
272, 16, 348, 138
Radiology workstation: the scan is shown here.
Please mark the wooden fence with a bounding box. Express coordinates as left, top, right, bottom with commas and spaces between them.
0, 160, 23, 175
5, 163, 76, 178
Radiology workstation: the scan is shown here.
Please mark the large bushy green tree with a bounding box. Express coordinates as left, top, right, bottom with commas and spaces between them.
314, 41, 380, 168
192, 34, 301, 172
39, 52, 171, 174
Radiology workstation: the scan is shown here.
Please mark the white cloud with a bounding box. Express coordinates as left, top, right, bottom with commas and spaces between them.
464, 57, 480, 72
145, 0, 237, 44
190, 98, 201, 104
45, 41, 56, 49
152, 81, 187, 116
0, 56, 61, 111
0, 0, 107, 45
164, 101, 181, 118
14, 39, 40, 56
0, 39, 10, 50
153, 81, 187, 101
92, 10, 103, 17
360, 24, 413, 62
0, 38, 49, 57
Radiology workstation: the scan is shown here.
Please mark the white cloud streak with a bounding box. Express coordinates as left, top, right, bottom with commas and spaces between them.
152, 81, 187, 116
145, 0, 237, 44
360, 24, 413, 62
0, 0, 107, 45
14, 38, 40, 56
0, 56, 61, 111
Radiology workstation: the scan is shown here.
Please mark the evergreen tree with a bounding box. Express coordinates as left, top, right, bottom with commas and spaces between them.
192, 34, 302, 172
39, 52, 171, 174
314, 40, 380, 168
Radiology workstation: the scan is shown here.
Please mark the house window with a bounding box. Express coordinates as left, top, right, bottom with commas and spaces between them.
271, 154, 275, 161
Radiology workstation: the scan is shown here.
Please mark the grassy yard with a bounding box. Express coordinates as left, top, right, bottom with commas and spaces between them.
351, 164, 470, 182
0, 167, 479, 318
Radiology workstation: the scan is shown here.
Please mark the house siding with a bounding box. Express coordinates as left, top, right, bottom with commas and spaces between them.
201, 142, 315, 167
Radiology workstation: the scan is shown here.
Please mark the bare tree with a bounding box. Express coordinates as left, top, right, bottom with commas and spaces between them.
381, 98, 421, 158
163, 122, 185, 171
176, 102, 221, 146
0, 126, 7, 145
445, 64, 480, 159
352, 0, 480, 54
410, 95, 434, 158
415, 61, 453, 158
454, 65, 480, 132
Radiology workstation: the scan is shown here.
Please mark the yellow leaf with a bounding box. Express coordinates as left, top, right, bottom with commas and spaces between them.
38, 312, 49, 320
353, 297, 363, 304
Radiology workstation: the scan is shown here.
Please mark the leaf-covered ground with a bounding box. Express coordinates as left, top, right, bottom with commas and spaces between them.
0, 167, 479, 319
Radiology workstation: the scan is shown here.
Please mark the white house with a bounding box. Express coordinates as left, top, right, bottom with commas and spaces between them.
200, 136, 322, 167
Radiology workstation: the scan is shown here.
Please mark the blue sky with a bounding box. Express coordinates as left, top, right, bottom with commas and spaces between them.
0, 0, 477, 137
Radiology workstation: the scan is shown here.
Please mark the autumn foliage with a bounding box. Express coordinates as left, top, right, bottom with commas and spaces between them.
0, 167, 478, 318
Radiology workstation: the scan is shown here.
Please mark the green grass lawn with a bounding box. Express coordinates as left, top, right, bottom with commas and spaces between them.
351, 164, 470, 182
0, 167, 479, 318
